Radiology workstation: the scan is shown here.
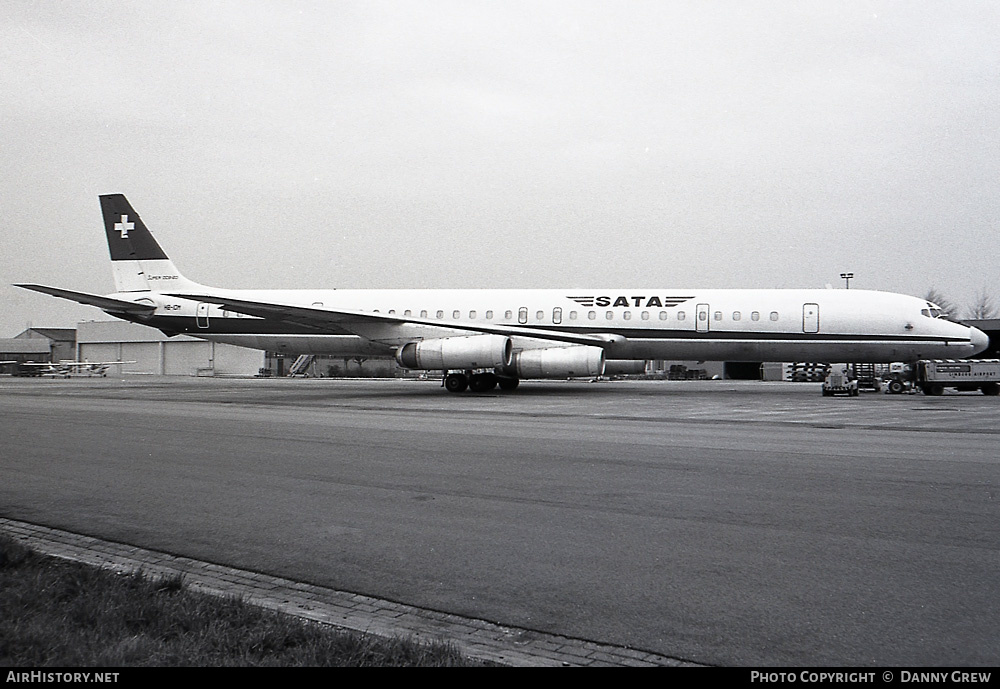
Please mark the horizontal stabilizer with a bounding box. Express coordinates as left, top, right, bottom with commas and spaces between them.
14, 284, 156, 315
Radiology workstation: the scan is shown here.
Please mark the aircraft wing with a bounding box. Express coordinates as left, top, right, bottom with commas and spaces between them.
15, 284, 156, 315
56, 361, 135, 367
168, 293, 620, 349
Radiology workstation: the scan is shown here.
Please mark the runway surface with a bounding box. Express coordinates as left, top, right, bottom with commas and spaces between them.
1, 376, 998, 666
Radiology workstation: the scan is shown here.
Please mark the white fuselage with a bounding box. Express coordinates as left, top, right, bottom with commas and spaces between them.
119, 286, 985, 364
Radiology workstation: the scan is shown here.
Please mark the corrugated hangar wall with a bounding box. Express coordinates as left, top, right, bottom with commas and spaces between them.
77, 321, 263, 376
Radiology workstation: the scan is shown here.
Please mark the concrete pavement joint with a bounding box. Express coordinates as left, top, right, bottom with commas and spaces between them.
0, 517, 700, 667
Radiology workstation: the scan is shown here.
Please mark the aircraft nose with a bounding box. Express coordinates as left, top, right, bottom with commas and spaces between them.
969, 326, 990, 356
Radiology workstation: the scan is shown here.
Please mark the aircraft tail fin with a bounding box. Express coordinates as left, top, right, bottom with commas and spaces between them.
99, 194, 203, 292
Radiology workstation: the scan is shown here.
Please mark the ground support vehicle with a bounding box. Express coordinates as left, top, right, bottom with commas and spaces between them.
883, 359, 1000, 396
822, 365, 859, 397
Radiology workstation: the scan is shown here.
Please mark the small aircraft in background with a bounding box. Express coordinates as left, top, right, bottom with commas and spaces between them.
3, 360, 134, 377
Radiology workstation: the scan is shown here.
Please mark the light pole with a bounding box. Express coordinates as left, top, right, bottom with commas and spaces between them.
840, 272, 854, 289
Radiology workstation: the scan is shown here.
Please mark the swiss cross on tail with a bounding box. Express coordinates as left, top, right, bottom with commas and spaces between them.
99, 194, 168, 262
114, 215, 134, 239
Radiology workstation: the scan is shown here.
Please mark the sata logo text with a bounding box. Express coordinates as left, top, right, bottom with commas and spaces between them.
568, 295, 693, 309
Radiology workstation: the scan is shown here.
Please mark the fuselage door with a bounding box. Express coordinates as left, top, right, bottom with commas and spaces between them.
803, 303, 819, 334
696, 303, 710, 333
196, 302, 210, 329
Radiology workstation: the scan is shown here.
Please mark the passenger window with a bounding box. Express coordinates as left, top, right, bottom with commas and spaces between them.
486, 310, 493, 319
713, 311, 722, 321
469, 310, 476, 319
751, 311, 760, 321
606, 311, 614, 320
453, 310, 461, 319
404, 309, 412, 316
420, 310, 428, 318
436, 310, 444, 319
677, 311, 686, 321
588, 311, 596, 320
623, 311, 632, 320
536, 310, 544, 320
569, 311, 577, 320
770, 311, 779, 321
733, 311, 741, 321
641, 311, 650, 320
505, 310, 513, 320
659, 311, 668, 320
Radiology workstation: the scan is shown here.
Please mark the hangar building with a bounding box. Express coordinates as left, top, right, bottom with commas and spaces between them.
76, 321, 263, 376
0, 327, 77, 364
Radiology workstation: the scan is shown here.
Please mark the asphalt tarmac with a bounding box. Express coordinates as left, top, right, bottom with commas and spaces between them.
1, 376, 997, 666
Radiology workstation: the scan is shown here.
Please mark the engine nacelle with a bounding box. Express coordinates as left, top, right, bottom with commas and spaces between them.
395, 334, 512, 371
603, 360, 647, 376
507, 345, 605, 379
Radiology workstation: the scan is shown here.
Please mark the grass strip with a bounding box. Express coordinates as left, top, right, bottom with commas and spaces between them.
0, 536, 491, 666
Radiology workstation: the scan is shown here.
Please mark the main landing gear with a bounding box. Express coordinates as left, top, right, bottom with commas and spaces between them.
443, 371, 520, 393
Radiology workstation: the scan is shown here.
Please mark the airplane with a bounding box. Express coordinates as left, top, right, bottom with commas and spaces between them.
0, 360, 132, 377
17, 360, 134, 377
0, 360, 48, 377
0, 360, 45, 376
16, 194, 989, 393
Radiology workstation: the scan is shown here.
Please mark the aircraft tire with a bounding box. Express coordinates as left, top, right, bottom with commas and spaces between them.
468, 373, 498, 392
981, 382, 999, 396
444, 373, 469, 393
498, 377, 520, 391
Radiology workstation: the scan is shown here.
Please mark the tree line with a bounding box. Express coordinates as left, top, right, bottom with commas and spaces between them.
925, 288, 998, 320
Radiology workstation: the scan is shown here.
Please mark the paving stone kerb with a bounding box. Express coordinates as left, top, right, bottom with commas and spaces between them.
0, 518, 699, 667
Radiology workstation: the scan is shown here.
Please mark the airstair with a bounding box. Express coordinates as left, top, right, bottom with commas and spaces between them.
851, 362, 884, 391
288, 354, 314, 377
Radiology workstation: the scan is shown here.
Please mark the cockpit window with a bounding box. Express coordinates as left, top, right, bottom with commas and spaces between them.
922, 303, 949, 320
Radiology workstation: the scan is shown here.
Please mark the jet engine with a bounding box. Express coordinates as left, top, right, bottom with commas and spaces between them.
395, 334, 512, 371
507, 345, 605, 379
603, 360, 647, 375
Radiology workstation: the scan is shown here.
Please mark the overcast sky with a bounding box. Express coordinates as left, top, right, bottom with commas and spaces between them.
2, 1, 998, 335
